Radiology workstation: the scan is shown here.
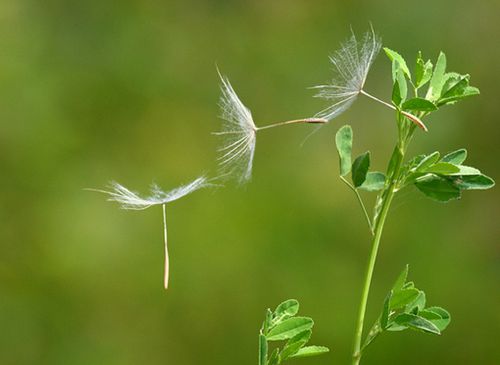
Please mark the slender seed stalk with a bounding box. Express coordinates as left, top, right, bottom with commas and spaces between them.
214, 118, 327, 136
360, 90, 428, 131
162, 203, 169, 290
351, 145, 405, 365
256, 118, 327, 131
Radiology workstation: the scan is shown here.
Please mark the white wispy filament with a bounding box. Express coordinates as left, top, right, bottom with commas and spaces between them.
215, 71, 327, 184
215, 73, 258, 184
91, 176, 210, 290
313, 27, 428, 131
313, 27, 382, 121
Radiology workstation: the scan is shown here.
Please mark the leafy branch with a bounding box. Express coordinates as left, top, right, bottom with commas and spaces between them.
362, 265, 451, 352
333, 48, 494, 365
258, 300, 329, 365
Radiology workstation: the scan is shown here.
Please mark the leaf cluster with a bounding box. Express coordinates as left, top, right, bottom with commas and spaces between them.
399, 149, 495, 202
362, 266, 451, 351
385, 48, 479, 110
259, 299, 329, 365
384, 48, 480, 142
336, 124, 494, 209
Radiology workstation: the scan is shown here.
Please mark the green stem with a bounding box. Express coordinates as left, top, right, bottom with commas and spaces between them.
340, 176, 374, 235
351, 146, 405, 365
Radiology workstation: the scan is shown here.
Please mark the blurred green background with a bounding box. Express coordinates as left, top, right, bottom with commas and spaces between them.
1, 0, 499, 364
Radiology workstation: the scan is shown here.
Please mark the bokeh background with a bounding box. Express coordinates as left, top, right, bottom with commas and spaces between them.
1, 1, 499, 364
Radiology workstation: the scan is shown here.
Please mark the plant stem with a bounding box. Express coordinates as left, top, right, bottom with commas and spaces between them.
162, 203, 169, 290
351, 146, 405, 365
340, 176, 373, 235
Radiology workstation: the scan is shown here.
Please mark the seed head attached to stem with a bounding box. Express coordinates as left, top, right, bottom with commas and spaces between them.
312, 26, 382, 120
313, 26, 427, 131
88, 176, 211, 290
215, 70, 326, 184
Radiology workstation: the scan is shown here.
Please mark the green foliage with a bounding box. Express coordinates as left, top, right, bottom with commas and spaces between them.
335, 125, 386, 193
267, 317, 314, 341
427, 52, 447, 100
384, 48, 411, 79
359, 172, 386, 192
329, 46, 495, 365
258, 300, 329, 365
362, 266, 451, 351
258, 41, 494, 365
335, 125, 353, 176
392, 67, 407, 105
382, 49, 480, 139
402, 98, 437, 112
415, 51, 433, 88
441, 149, 467, 164
352, 152, 371, 187
399, 149, 495, 202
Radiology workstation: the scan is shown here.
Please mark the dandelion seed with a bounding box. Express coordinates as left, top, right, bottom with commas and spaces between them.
215, 70, 327, 184
313, 26, 382, 121
215, 72, 258, 184
89, 176, 210, 290
313, 27, 428, 131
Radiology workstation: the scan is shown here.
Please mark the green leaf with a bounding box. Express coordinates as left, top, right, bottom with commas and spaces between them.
406, 291, 426, 312
393, 313, 441, 334
259, 334, 267, 365
402, 98, 437, 112
416, 152, 440, 171
352, 152, 371, 187
427, 52, 447, 100
381, 291, 392, 330
268, 348, 280, 365
335, 125, 353, 176
387, 146, 404, 178
289, 346, 330, 358
438, 86, 479, 106
400, 155, 426, 185
452, 174, 495, 190
402, 281, 415, 289
392, 77, 402, 106
440, 73, 466, 95
437, 73, 479, 106
390, 288, 420, 310
362, 322, 382, 350
280, 330, 311, 360
415, 52, 433, 88
267, 317, 314, 341
392, 68, 408, 105
449, 165, 481, 176
421, 307, 451, 331
392, 265, 409, 292
423, 162, 460, 175
263, 308, 273, 334
415, 175, 461, 202
441, 149, 467, 165
359, 172, 386, 191
274, 299, 299, 322
384, 47, 411, 79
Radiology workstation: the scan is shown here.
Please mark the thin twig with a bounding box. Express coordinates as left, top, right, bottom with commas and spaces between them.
340, 176, 374, 235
